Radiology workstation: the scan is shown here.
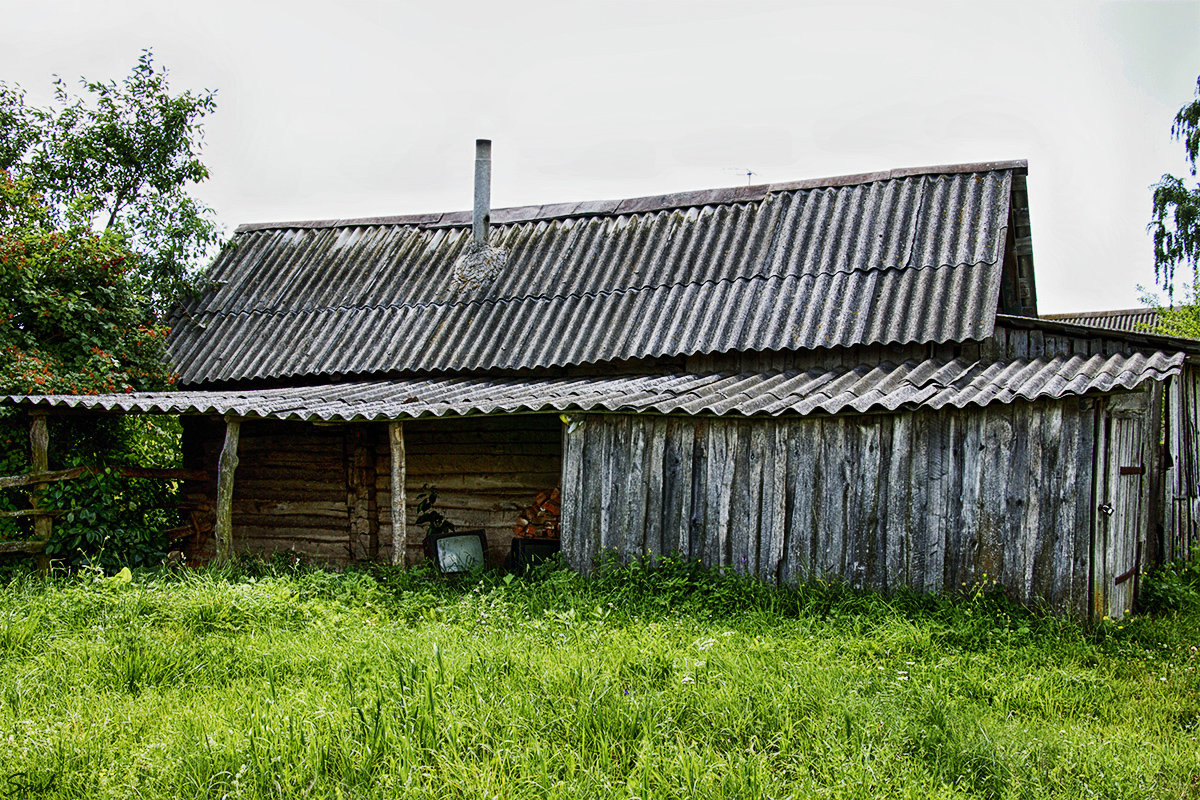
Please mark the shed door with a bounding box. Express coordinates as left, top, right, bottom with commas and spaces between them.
1093, 392, 1150, 620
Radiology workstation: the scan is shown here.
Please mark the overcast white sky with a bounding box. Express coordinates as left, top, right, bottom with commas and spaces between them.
3, 0, 1198, 313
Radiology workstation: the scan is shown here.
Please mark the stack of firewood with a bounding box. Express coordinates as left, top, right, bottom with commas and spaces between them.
513, 486, 561, 539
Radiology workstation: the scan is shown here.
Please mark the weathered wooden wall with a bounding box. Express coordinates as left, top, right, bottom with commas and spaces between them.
183, 417, 355, 561
1092, 387, 1162, 619
1166, 364, 1200, 562
376, 415, 562, 565
561, 398, 1102, 617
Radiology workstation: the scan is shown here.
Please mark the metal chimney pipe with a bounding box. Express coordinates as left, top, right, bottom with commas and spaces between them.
473, 139, 491, 247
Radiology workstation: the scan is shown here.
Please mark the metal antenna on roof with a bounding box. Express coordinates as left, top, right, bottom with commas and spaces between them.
724, 167, 757, 185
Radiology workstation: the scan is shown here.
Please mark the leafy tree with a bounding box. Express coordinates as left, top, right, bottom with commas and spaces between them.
0, 173, 174, 396
0, 52, 219, 567
1150, 76, 1200, 301
0, 49, 220, 316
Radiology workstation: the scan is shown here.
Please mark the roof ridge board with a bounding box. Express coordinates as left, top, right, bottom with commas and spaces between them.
1042, 307, 1156, 318
233, 160, 1030, 234
172, 259, 1003, 324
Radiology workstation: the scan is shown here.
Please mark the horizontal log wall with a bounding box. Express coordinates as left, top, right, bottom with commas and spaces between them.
375, 415, 562, 565
183, 417, 355, 562
562, 399, 1097, 617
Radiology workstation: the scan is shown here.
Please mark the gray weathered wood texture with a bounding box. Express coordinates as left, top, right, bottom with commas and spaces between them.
562, 398, 1105, 617
28, 414, 51, 550
214, 416, 241, 563
388, 421, 406, 565
1091, 389, 1156, 619
1165, 364, 1200, 562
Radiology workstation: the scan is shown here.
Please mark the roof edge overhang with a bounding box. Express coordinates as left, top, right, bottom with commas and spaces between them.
8, 349, 1180, 424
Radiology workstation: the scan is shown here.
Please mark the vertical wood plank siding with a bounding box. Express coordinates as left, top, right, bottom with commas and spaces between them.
1166, 365, 1200, 561
563, 400, 1097, 616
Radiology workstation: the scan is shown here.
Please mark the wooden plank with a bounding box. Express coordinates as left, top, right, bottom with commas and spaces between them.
582, 418, 608, 574
234, 523, 352, 539
1027, 403, 1058, 606
0, 508, 65, 519
703, 422, 733, 568
785, 418, 818, 584
854, 418, 882, 590
921, 412, 948, 593
347, 427, 377, 560
598, 416, 621, 558
214, 416, 241, 564
1092, 404, 1112, 619
560, 415, 586, 569
0, 539, 47, 554
818, 418, 846, 580
685, 419, 705, 559
232, 481, 347, 501
231, 500, 349, 517
1020, 404, 1050, 605
0, 466, 208, 490
731, 422, 756, 573
644, 417, 667, 561
761, 423, 788, 582
389, 421, 406, 566
670, 418, 696, 560
623, 417, 649, 559
28, 415, 51, 554
883, 414, 910, 590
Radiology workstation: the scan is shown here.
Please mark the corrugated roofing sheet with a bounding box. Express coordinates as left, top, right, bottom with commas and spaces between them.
168, 163, 1023, 385
1042, 308, 1159, 334
17, 351, 1181, 421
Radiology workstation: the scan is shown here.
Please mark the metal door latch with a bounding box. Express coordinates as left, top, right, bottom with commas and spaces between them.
1098, 503, 1114, 516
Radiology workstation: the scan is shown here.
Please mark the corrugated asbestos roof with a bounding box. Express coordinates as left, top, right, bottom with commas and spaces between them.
1042, 308, 1159, 334
16, 351, 1182, 421
168, 162, 1025, 385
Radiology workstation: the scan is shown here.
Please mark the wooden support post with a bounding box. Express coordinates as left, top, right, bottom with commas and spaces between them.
29, 414, 51, 569
215, 415, 241, 564
389, 421, 406, 566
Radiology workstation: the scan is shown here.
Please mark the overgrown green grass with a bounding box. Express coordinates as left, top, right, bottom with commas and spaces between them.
0, 556, 1197, 799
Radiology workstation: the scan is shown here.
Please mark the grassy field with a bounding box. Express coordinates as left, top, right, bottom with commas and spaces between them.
0, 557, 1197, 799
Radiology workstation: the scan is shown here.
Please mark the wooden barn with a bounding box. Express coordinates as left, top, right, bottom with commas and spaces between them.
13, 150, 1200, 618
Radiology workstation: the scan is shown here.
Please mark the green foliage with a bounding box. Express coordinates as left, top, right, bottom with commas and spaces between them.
1150, 76, 1200, 299
0, 49, 221, 314
0, 52, 216, 567
0, 563, 1196, 798
0, 172, 174, 395
1138, 553, 1200, 614
1140, 282, 1200, 338
414, 484, 455, 539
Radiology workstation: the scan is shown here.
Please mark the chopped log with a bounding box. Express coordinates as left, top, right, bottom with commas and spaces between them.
512, 483, 563, 539
214, 416, 241, 564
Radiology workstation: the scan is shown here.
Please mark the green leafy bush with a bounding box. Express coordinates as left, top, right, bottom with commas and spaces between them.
1138, 554, 1200, 614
